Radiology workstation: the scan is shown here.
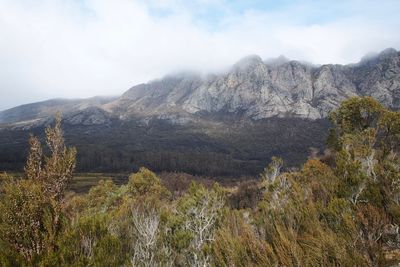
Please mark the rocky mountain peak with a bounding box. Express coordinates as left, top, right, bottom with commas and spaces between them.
359, 47, 399, 65
109, 48, 399, 121
1, 48, 400, 127
264, 55, 290, 66
232, 55, 264, 71
378, 47, 398, 58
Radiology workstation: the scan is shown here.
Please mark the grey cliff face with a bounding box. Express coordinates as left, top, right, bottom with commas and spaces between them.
348, 48, 400, 108
1, 48, 400, 127
63, 107, 112, 126
105, 48, 400, 121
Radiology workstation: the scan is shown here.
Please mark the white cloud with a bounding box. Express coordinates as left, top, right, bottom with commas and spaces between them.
0, 0, 399, 110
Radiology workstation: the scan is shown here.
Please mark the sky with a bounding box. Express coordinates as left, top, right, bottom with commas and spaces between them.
0, 0, 400, 111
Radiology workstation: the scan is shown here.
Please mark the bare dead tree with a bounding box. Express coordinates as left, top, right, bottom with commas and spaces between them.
130, 208, 160, 267
180, 192, 224, 267
262, 157, 283, 183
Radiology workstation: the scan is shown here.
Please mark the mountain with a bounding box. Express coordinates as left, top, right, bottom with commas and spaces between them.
105, 48, 399, 121
1, 48, 399, 126
0, 48, 399, 176
0, 96, 116, 127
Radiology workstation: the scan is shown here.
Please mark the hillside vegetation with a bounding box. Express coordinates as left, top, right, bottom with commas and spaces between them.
0, 116, 330, 176
1, 96, 400, 266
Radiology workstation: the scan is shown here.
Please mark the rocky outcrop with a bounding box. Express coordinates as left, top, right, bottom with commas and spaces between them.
1, 48, 400, 126
105, 48, 400, 121
63, 107, 112, 125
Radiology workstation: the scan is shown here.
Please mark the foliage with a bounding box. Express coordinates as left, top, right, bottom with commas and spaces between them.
212, 210, 276, 266
1, 97, 400, 266
0, 178, 52, 264
0, 114, 76, 266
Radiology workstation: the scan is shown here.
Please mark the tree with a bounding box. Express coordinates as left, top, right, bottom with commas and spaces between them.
55, 214, 124, 267
176, 182, 225, 266
130, 208, 162, 267
0, 114, 76, 264
124, 167, 170, 200
329, 96, 383, 138
0, 178, 52, 263
328, 97, 400, 264
261, 156, 283, 183
41, 114, 76, 202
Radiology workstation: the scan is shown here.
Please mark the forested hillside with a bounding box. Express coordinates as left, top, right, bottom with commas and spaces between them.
0, 117, 330, 176
1, 96, 400, 266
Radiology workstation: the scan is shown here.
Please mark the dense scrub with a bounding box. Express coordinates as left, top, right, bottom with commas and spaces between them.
1, 97, 400, 266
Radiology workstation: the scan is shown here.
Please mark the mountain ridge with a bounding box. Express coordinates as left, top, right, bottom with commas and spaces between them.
1, 48, 399, 128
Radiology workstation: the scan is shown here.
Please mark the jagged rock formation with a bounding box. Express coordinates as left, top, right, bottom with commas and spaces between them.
1, 48, 399, 127
103, 48, 400, 122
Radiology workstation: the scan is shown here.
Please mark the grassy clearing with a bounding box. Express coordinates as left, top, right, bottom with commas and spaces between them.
69, 172, 129, 193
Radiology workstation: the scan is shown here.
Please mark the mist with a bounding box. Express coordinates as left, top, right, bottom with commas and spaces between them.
1, 0, 399, 110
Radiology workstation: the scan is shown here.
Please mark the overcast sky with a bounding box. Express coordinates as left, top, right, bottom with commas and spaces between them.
1, 0, 400, 111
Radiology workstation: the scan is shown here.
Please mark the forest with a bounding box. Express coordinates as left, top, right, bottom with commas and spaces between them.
0, 115, 330, 177
1, 96, 400, 266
